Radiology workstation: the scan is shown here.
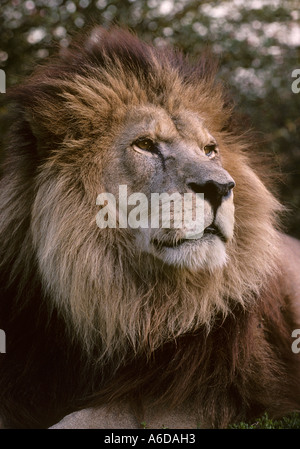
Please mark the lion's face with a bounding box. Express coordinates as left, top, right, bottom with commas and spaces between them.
100, 105, 235, 271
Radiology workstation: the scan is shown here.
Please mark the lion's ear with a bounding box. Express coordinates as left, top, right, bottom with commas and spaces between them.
22, 108, 58, 157
9, 80, 82, 158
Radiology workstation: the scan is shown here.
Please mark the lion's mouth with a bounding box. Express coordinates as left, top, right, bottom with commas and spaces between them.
151, 225, 226, 249
203, 225, 227, 242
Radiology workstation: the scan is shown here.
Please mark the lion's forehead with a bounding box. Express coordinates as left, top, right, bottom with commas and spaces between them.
122, 105, 214, 147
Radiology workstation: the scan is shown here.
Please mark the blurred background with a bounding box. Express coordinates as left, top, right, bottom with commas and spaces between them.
0, 0, 299, 238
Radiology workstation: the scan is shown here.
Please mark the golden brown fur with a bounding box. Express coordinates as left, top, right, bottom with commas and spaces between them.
0, 27, 299, 429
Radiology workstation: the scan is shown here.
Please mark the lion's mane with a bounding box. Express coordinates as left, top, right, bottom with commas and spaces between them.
0, 27, 299, 429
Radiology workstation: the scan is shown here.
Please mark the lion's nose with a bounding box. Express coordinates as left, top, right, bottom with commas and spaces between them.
187, 180, 235, 208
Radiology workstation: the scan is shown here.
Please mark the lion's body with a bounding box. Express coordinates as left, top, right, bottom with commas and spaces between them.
0, 28, 300, 429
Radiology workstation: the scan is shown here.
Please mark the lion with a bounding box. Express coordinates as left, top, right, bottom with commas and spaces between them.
0, 27, 300, 429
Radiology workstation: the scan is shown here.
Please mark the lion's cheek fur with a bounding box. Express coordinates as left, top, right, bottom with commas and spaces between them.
215, 194, 235, 241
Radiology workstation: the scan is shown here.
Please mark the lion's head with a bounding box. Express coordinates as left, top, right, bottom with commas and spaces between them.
2, 27, 282, 366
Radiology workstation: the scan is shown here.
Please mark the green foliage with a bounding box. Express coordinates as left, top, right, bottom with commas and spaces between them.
229, 412, 300, 429
0, 0, 299, 236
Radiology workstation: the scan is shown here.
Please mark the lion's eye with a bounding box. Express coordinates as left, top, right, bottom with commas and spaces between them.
133, 138, 157, 153
204, 143, 217, 157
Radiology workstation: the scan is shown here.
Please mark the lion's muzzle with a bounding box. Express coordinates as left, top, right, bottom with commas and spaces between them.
188, 179, 235, 211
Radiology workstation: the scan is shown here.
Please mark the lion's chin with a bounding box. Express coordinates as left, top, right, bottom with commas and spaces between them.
150, 234, 228, 271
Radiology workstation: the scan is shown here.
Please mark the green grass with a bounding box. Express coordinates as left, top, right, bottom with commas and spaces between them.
140, 412, 300, 429
229, 412, 300, 429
